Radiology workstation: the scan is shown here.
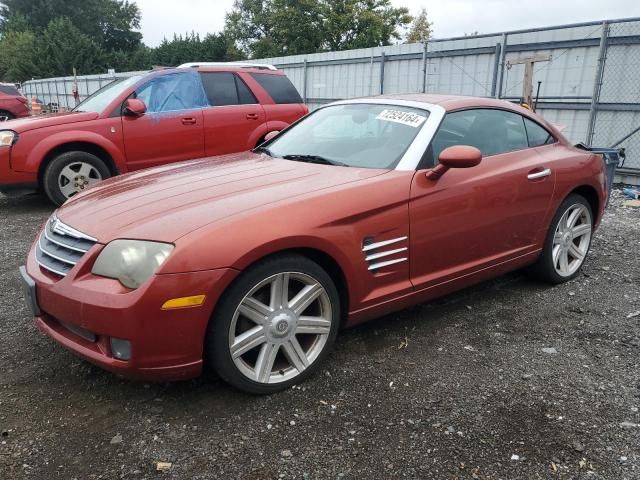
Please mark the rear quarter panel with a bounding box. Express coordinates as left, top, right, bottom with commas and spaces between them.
540, 143, 606, 229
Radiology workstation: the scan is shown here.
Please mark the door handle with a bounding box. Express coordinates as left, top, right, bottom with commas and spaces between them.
246, 113, 259, 120
527, 168, 551, 180
181, 117, 197, 125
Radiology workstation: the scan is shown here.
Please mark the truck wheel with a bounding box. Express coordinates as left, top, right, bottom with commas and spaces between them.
43, 151, 111, 206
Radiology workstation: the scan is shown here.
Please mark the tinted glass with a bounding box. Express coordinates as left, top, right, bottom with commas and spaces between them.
74, 75, 143, 113
268, 104, 429, 169
0, 84, 21, 96
200, 72, 238, 106
432, 109, 529, 158
524, 117, 555, 147
250, 73, 302, 104
236, 76, 257, 104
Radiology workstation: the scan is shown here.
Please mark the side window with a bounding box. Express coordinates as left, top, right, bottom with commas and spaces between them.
250, 73, 303, 104
235, 76, 258, 104
432, 109, 529, 159
135, 73, 207, 113
524, 118, 555, 147
200, 72, 238, 106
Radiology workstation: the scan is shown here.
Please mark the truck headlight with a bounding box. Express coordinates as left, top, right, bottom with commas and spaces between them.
92, 240, 174, 289
0, 130, 17, 147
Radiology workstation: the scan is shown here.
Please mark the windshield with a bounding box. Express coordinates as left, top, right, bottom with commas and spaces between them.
73, 75, 144, 113
266, 103, 429, 169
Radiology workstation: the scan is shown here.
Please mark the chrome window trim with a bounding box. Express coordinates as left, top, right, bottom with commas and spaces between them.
326, 98, 446, 171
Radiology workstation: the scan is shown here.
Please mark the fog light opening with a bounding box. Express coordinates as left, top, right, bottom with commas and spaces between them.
110, 338, 131, 361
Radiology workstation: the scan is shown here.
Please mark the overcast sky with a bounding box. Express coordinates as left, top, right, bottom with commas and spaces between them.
136, 0, 640, 47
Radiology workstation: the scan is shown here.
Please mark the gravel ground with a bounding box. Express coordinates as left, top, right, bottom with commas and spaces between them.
0, 189, 639, 480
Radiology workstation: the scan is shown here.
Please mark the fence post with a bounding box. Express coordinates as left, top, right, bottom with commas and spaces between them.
379, 52, 386, 95
496, 32, 508, 98
586, 21, 610, 146
491, 42, 502, 98
422, 42, 428, 93
303, 59, 308, 104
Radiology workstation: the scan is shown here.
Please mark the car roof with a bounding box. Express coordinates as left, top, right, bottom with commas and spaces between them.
371, 93, 529, 113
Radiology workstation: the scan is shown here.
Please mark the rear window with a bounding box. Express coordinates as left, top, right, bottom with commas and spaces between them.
0, 85, 21, 96
250, 73, 302, 104
200, 72, 258, 106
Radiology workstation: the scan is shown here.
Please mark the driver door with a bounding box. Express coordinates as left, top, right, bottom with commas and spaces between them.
122, 72, 206, 170
409, 108, 556, 290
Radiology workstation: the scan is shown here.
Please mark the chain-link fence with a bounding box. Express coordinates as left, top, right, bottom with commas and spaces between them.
590, 20, 640, 174
19, 18, 640, 181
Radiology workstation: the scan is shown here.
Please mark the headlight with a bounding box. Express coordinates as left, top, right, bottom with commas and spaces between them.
0, 130, 17, 147
92, 240, 174, 289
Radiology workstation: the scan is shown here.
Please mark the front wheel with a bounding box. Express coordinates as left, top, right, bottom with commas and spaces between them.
207, 254, 340, 394
43, 151, 111, 206
529, 194, 594, 284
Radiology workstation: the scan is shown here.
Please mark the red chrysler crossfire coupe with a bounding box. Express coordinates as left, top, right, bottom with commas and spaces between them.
21, 94, 606, 394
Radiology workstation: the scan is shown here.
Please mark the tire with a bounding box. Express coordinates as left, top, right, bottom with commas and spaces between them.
528, 194, 594, 284
43, 151, 111, 206
0, 110, 15, 121
207, 254, 340, 394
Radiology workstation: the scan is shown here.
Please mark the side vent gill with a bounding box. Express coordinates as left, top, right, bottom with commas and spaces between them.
362, 236, 408, 272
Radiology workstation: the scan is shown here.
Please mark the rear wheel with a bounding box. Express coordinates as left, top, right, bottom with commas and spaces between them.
0, 110, 15, 122
207, 254, 340, 394
529, 194, 593, 284
43, 151, 111, 206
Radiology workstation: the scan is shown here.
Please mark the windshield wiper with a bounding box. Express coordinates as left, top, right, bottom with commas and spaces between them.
282, 154, 349, 167
253, 145, 274, 157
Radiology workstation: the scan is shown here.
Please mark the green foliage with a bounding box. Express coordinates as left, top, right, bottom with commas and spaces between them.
152, 32, 244, 67
0, 30, 37, 82
406, 8, 432, 44
225, 0, 412, 58
0, 0, 142, 51
32, 17, 105, 78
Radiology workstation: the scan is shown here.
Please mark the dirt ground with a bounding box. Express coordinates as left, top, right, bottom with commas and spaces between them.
0, 189, 638, 480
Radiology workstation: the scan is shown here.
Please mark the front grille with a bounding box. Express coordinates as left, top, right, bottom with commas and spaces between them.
36, 214, 96, 277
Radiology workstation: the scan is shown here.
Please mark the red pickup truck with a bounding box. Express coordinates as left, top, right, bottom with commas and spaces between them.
0, 64, 307, 205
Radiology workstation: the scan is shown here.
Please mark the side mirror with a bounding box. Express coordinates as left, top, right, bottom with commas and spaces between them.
426, 145, 482, 180
123, 98, 147, 117
264, 130, 280, 142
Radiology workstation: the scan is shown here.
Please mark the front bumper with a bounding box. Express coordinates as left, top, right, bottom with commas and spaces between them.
0, 147, 38, 195
23, 244, 239, 381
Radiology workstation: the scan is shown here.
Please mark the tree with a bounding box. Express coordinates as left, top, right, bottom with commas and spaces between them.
0, 0, 142, 51
406, 8, 432, 43
151, 32, 244, 67
0, 30, 37, 82
33, 17, 104, 78
225, 0, 412, 58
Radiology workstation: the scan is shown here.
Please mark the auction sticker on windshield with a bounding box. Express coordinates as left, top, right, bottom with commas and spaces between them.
376, 109, 427, 128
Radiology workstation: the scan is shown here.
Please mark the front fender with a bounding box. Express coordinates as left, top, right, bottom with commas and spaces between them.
17, 130, 126, 173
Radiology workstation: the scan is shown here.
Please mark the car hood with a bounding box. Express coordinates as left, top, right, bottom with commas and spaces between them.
57, 153, 388, 243
6, 111, 99, 132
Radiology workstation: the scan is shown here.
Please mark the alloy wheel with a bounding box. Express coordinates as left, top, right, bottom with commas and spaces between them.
229, 272, 332, 384
58, 162, 103, 198
552, 203, 592, 277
